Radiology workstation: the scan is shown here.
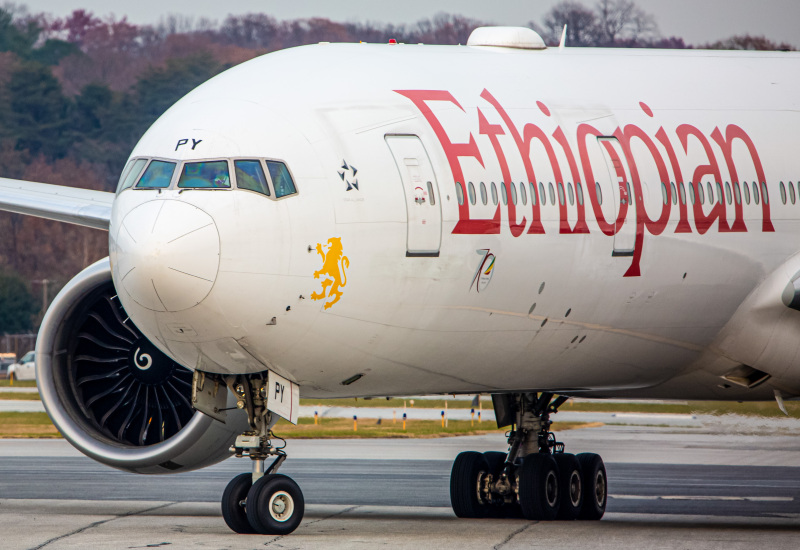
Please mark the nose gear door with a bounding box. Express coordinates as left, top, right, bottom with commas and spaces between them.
385, 135, 442, 257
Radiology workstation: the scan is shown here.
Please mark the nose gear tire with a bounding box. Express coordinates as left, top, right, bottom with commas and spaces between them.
246, 474, 305, 535
221, 473, 257, 534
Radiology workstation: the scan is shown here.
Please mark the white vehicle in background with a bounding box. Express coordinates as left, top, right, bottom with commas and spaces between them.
8, 351, 35, 381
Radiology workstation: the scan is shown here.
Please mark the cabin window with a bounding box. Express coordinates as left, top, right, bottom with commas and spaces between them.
540, 183, 547, 205
491, 182, 498, 205
235, 160, 271, 196
670, 182, 677, 205
679, 182, 686, 205
697, 182, 705, 204
455, 182, 464, 205
688, 182, 696, 204
725, 182, 732, 204
519, 182, 527, 205
137, 160, 176, 189
267, 161, 297, 197
510, 182, 518, 205
780, 181, 787, 205
117, 158, 148, 193
567, 183, 575, 205
530, 183, 537, 205
595, 182, 603, 205
753, 182, 760, 205
468, 182, 476, 205
576, 182, 584, 206
480, 182, 488, 205
661, 183, 668, 205
743, 181, 751, 204
734, 182, 741, 205
790, 182, 796, 204
761, 182, 769, 205
427, 181, 436, 206
557, 183, 565, 206
548, 182, 556, 205
500, 182, 508, 205
706, 182, 713, 204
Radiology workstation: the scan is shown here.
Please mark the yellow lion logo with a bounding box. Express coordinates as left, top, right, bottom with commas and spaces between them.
311, 237, 349, 309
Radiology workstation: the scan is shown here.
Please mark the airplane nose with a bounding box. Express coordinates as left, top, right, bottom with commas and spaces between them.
115, 200, 220, 312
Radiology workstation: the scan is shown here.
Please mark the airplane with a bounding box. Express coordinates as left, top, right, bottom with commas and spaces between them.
0, 24, 798, 534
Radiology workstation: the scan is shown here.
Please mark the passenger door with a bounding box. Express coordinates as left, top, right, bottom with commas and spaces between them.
385, 135, 442, 257
597, 137, 636, 256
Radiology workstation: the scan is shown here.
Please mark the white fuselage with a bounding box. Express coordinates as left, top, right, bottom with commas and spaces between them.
108, 43, 800, 400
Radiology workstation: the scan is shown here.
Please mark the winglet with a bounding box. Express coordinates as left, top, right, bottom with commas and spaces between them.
559, 24, 567, 50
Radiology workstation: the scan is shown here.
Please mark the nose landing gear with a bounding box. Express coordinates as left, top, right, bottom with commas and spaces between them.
218, 375, 305, 535
450, 392, 607, 522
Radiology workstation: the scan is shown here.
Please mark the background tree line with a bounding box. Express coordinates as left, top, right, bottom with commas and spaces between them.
0, 0, 793, 333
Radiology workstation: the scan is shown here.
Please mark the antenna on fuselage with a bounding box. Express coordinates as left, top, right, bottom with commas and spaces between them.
558, 24, 567, 50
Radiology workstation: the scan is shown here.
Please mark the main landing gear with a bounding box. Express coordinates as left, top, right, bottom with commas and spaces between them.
450, 392, 607, 521
220, 375, 304, 535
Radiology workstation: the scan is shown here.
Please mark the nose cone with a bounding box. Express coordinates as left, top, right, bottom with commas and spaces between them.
114, 200, 220, 312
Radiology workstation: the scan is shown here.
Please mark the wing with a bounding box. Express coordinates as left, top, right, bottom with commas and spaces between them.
0, 177, 113, 230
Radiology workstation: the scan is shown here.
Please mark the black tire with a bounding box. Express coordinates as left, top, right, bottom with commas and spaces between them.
517, 454, 560, 521
553, 454, 583, 520
221, 473, 257, 534
246, 474, 305, 535
577, 453, 607, 520
450, 451, 490, 518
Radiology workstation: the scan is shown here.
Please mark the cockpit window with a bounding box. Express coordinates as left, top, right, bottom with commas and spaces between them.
267, 161, 297, 198
137, 160, 176, 189
178, 160, 231, 188
117, 158, 148, 194
235, 160, 271, 196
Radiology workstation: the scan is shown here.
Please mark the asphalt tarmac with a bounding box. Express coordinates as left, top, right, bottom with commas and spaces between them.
2, 425, 799, 549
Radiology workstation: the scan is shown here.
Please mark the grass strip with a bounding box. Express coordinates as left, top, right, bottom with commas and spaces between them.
0, 411, 597, 440
0, 412, 61, 438
0, 380, 37, 388
0, 392, 40, 401
271, 417, 596, 439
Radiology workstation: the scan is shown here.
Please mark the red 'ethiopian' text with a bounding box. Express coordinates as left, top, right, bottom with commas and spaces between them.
396, 89, 773, 277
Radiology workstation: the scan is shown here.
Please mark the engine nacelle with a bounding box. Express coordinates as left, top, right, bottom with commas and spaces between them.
36, 258, 249, 473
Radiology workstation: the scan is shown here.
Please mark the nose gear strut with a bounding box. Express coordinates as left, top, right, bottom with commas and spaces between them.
195, 372, 305, 535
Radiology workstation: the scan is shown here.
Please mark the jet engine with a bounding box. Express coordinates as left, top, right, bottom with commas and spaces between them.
36, 258, 248, 473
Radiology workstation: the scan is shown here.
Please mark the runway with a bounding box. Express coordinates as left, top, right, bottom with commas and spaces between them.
2, 425, 800, 549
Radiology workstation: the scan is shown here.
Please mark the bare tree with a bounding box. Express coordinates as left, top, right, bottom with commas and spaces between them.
541, 1, 600, 46
595, 0, 658, 45
702, 34, 795, 51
